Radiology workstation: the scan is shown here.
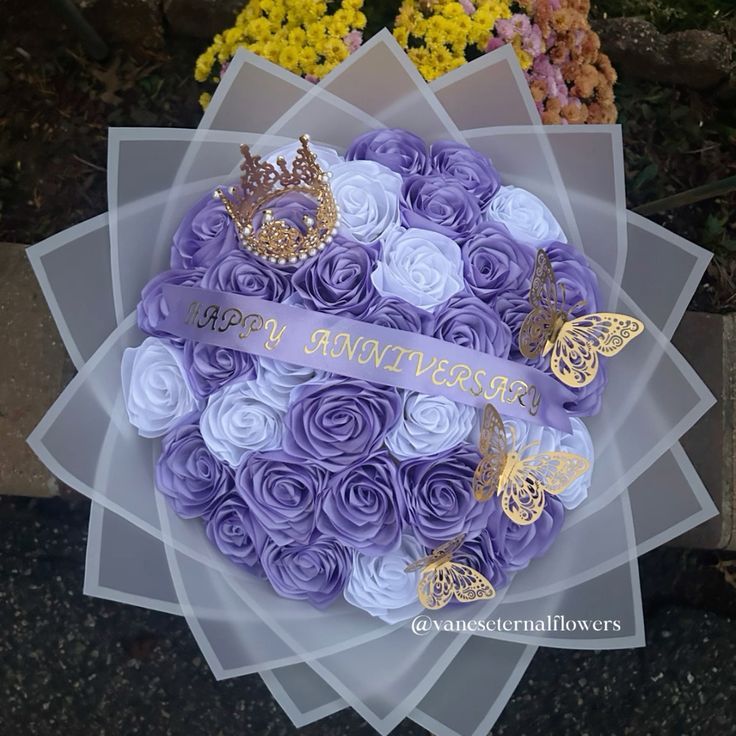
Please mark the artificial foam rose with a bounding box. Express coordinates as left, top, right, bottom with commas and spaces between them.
454, 528, 509, 590
398, 443, 494, 549
236, 449, 327, 546
487, 494, 565, 572
400, 173, 482, 243
543, 239, 606, 416
491, 238, 606, 416
362, 295, 431, 334
386, 391, 476, 460
558, 418, 595, 509
137, 267, 206, 339
266, 141, 343, 172
201, 250, 291, 301
205, 494, 265, 574
170, 190, 239, 270
485, 184, 567, 247
199, 379, 283, 467
292, 237, 379, 319
432, 294, 513, 358
156, 421, 233, 519
252, 191, 317, 234
429, 140, 501, 208
544, 239, 601, 315
346, 127, 428, 177
260, 537, 352, 608
183, 341, 257, 400
371, 227, 464, 311
317, 451, 403, 556
501, 416, 594, 511
495, 292, 532, 359
121, 337, 200, 439
344, 535, 425, 625
461, 221, 536, 306
330, 160, 402, 245
282, 377, 401, 472
248, 357, 326, 412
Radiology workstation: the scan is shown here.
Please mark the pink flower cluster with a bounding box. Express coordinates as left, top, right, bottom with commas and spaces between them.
488, 0, 617, 125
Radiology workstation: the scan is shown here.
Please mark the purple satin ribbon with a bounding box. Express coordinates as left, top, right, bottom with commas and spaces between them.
161, 284, 574, 431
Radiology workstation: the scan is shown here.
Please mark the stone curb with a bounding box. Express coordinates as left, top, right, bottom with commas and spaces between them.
0, 243, 68, 497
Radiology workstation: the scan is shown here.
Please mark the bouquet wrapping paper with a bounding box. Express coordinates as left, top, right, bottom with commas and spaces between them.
27, 31, 716, 736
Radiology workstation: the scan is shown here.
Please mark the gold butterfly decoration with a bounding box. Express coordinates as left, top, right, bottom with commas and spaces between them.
519, 248, 644, 387
404, 534, 495, 610
472, 404, 590, 525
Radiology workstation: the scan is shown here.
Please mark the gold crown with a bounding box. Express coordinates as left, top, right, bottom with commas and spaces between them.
214, 134, 340, 265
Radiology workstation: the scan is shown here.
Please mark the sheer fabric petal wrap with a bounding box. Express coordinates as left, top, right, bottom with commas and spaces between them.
27, 30, 717, 736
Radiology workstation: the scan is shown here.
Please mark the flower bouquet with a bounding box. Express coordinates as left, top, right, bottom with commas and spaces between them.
28, 32, 715, 736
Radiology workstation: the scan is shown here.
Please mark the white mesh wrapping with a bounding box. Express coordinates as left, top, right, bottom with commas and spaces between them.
27, 31, 717, 736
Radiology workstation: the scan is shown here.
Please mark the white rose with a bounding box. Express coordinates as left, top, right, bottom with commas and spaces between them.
344, 535, 425, 625
484, 415, 592, 510
200, 379, 283, 467
330, 160, 402, 244
371, 227, 464, 311
557, 417, 594, 509
248, 357, 326, 412
266, 141, 342, 171
502, 416, 558, 456
386, 392, 475, 460
121, 337, 200, 439
485, 185, 567, 246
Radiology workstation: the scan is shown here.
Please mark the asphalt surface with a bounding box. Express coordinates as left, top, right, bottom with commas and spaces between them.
1, 493, 735, 736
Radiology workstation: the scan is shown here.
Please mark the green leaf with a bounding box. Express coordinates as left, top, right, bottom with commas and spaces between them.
632, 163, 659, 190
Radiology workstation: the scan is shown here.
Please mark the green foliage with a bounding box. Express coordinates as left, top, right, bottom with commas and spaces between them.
590, 0, 735, 33
363, 0, 401, 37
615, 76, 736, 308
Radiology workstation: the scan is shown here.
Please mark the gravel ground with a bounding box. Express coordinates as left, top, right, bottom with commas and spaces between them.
1, 493, 734, 736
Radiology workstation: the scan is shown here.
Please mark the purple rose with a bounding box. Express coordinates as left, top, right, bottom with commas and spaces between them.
201, 250, 291, 301
498, 293, 606, 415
496, 292, 533, 361
183, 341, 257, 400
253, 191, 316, 232
236, 450, 327, 546
429, 141, 501, 208
544, 240, 601, 317
137, 267, 205, 339
432, 294, 512, 358
156, 422, 233, 519
317, 452, 403, 555
462, 221, 536, 306
251, 192, 319, 263
454, 528, 508, 590
205, 495, 266, 574
261, 537, 352, 608
400, 174, 482, 243
487, 495, 565, 572
399, 443, 494, 548
346, 128, 428, 177
527, 240, 607, 415
493, 239, 606, 415
171, 190, 239, 270
283, 377, 401, 471
362, 295, 431, 334
292, 237, 379, 319
564, 364, 607, 416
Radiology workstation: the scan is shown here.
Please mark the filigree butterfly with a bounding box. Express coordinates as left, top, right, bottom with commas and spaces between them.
404, 534, 495, 610
472, 404, 590, 525
519, 248, 644, 387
